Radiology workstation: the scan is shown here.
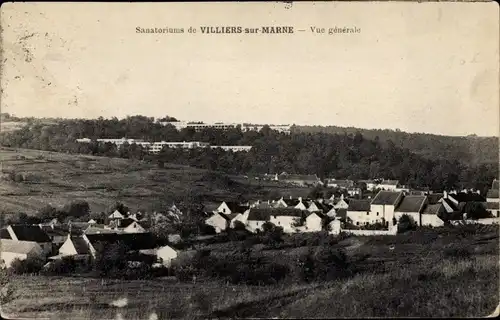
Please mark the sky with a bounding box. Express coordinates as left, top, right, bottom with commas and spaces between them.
1, 2, 498, 136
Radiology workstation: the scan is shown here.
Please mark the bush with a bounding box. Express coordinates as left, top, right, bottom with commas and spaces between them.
10, 256, 45, 275
42, 256, 77, 275
297, 247, 353, 283
398, 214, 418, 233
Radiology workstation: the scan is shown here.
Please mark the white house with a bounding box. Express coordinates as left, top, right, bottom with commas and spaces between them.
304, 212, 324, 232
269, 209, 306, 233
378, 180, 400, 191
215, 201, 248, 215
421, 203, 446, 227
1, 225, 52, 255
123, 221, 146, 233
333, 195, 349, 210
246, 209, 270, 233
205, 212, 236, 233
139, 245, 178, 267
109, 210, 125, 220
53, 235, 91, 260
0, 239, 44, 268
346, 199, 372, 226
230, 210, 250, 228
369, 191, 404, 227
394, 195, 428, 226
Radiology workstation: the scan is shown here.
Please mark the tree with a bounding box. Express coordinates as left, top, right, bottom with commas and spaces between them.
397, 214, 417, 233
93, 241, 129, 277
63, 200, 90, 219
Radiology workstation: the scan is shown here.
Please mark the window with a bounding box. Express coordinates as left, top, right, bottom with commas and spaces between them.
356, 222, 359, 225
222, 208, 226, 213
366, 212, 369, 215
377, 212, 379, 216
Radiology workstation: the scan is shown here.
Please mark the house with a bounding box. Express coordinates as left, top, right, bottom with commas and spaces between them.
346, 199, 372, 226
84, 232, 158, 258
246, 208, 306, 233
84, 226, 121, 235
215, 201, 249, 215
1, 225, 52, 255
304, 211, 325, 232
369, 191, 404, 226
40, 226, 69, 248
230, 211, 250, 229
246, 209, 270, 233
1, 239, 44, 268
108, 210, 125, 220
205, 212, 238, 233
378, 180, 399, 191
486, 189, 499, 203
122, 220, 146, 233
139, 245, 178, 267
394, 195, 428, 226
359, 180, 378, 190
333, 195, 349, 210
347, 187, 362, 197
486, 202, 500, 218
421, 203, 446, 227
53, 234, 92, 260
439, 191, 489, 221
325, 179, 354, 189
269, 208, 307, 233
278, 174, 323, 187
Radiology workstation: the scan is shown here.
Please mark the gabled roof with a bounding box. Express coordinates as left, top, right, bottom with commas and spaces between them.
371, 191, 403, 206
427, 193, 444, 205
487, 189, 499, 199
8, 225, 51, 243
119, 218, 137, 228
0, 229, 12, 239
109, 210, 125, 219
0, 239, 42, 254
70, 236, 91, 255
85, 232, 157, 251
422, 203, 444, 215
43, 227, 69, 237
210, 212, 239, 221
312, 201, 333, 213
335, 209, 347, 219
223, 201, 249, 213
395, 196, 427, 213
448, 192, 486, 203
347, 200, 371, 212
283, 199, 301, 207
247, 208, 305, 221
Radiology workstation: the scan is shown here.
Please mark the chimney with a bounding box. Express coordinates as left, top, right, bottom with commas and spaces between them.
290, 195, 292, 199
267, 200, 270, 204
443, 191, 448, 199
298, 197, 302, 202
340, 194, 344, 200
476, 190, 480, 195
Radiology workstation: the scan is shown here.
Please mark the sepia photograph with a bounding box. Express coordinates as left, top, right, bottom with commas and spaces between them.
0, 1, 499, 319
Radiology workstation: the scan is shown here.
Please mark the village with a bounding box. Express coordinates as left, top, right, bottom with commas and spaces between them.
1, 176, 498, 273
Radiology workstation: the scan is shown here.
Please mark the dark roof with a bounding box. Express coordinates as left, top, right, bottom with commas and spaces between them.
9, 225, 51, 243
336, 209, 347, 219
0, 229, 11, 239
119, 218, 136, 228
448, 192, 486, 203
283, 199, 301, 207
422, 203, 444, 215
347, 200, 371, 212
380, 180, 399, 186
247, 208, 305, 221
224, 201, 249, 213
215, 212, 239, 221
85, 232, 157, 251
312, 201, 333, 213
486, 202, 499, 210
427, 193, 444, 205
442, 198, 459, 211
71, 236, 90, 255
487, 189, 499, 199
395, 196, 427, 213
43, 227, 69, 237
326, 179, 354, 188
370, 191, 403, 206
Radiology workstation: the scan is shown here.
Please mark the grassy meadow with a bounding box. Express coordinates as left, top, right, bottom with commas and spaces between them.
2, 225, 499, 319
0, 147, 307, 215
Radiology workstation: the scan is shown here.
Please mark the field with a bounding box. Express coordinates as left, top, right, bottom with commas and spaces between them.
0, 121, 27, 133
3, 226, 499, 319
0, 147, 308, 215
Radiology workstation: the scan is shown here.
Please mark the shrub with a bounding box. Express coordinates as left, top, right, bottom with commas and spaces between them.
398, 214, 418, 233
297, 247, 353, 282
10, 256, 45, 275
42, 256, 77, 275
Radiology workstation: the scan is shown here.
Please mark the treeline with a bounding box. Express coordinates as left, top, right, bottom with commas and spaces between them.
0, 116, 497, 192
295, 125, 498, 166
